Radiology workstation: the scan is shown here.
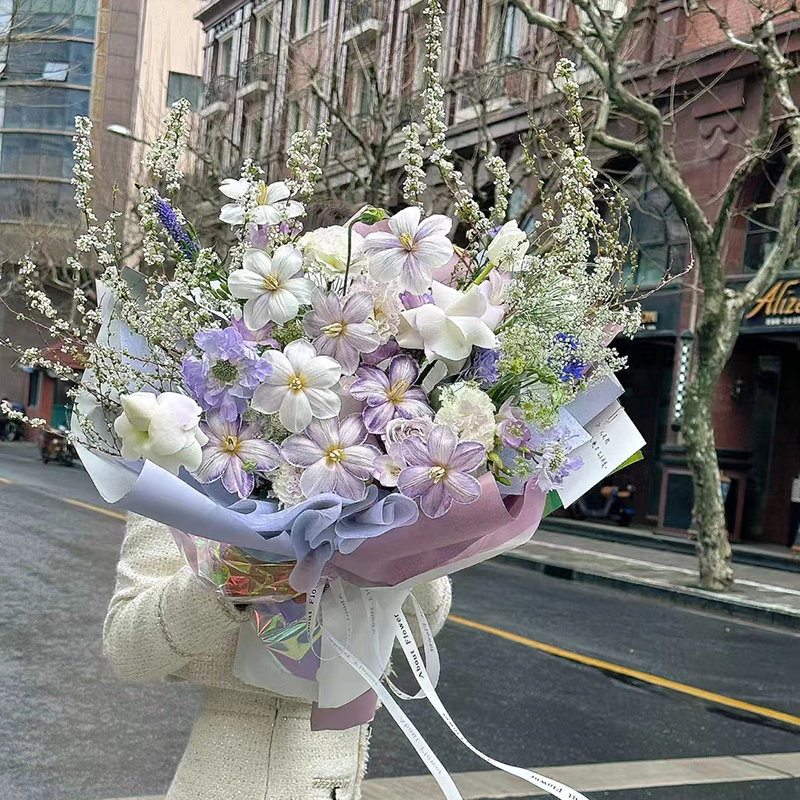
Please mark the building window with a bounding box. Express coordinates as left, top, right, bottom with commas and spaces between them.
27, 369, 41, 407
217, 35, 234, 76
296, 0, 313, 37
167, 71, 202, 107
322, 0, 331, 22
243, 112, 262, 157
490, 2, 525, 59
309, 94, 323, 130
254, 12, 274, 54
288, 99, 302, 137
355, 70, 375, 116
42, 61, 68, 81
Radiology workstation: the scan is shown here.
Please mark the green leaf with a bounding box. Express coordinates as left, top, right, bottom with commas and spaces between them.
543, 490, 563, 518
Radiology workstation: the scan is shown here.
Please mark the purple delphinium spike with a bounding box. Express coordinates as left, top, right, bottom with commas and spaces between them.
154, 196, 199, 260
397, 424, 484, 519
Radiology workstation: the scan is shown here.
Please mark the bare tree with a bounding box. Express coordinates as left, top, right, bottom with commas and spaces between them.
505, 0, 800, 590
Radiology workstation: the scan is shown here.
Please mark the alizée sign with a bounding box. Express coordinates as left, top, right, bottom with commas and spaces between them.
745, 279, 800, 327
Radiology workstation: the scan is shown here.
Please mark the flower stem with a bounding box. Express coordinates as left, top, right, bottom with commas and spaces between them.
472, 261, 495, 286
342, 219, 358, 296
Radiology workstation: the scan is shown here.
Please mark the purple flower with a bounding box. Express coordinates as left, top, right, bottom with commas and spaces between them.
195, 414, 280, 499
528, 426, 583, 492
399, 290, 434, 310
373, 442, 406, 487
182, 326, 272, 422
281, 415, 381, 501
553, 333, 588, 383
231, 316, 280, 350
349, 355, 433, 434
154, 196, 199, 260
361, 340, 399, 366
468, 347, 500, 388
302, 289, 380, 375
397, 425, 484, 518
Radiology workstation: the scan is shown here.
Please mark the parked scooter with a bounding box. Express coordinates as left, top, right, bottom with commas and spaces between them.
3, 402, 26, 441
567, 483, 636, 526
38, 425, 77, 466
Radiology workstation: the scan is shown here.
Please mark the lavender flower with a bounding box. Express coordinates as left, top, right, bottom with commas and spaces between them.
154, 196, 199, 260
302, 289, 380, 375
231, 316, 280, 349
281, 414, 380, 501
399, 290, 434, 310
349, 355, 433, 434
397, 425, 484, 519
195, 414, 280, 499
361, 340, 399, 366
528, 426, 583, 492
182, 326, 272, 422
373, 442, 406, 487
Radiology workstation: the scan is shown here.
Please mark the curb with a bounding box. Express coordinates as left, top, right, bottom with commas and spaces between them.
495, 551, 800, 632
540, 517, 800, 574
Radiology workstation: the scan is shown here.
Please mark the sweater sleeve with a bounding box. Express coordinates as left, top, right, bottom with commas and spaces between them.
404, 577, 452, 641
103, 514, 251, 683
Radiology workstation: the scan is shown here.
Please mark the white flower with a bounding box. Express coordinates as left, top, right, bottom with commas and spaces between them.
383, 415, 434, 446
113, 391, 208, 474
219, 179, 304, 226
396, 280, 496, 362
487, 220, 528, 270
251, 339, 342, 433
350, 275, 404, 342
364, 206, 453, 293
298, 225, 368, 280
272, 457, 305, 508
228, 245, 314, 328
435, 383, 496, 451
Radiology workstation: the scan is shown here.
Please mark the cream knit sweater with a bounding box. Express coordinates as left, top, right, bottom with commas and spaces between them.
103, 513, 452, 800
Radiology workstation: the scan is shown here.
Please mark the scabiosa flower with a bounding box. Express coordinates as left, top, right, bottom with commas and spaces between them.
364, 206, 453, 293
230, 316, 280, 349
349, 354, 433, 435
281, 415, 380, 501
373, 442, 406, 487
496, 401, 530, 449
195, 414, 280, 499
302, 289, 380, 375
397, 425, 484, 519
528, 427, 583, 492
182, 326, 273, 422
154, 196, 199, 260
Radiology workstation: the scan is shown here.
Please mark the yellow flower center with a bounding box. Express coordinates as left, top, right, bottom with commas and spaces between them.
263, 273, 281, 291
257, 181, 269, 205
322, 321, 346, 338
288, 375, 305, 392
398, 232, 415, 251
385, 379, 410, 405
326, 447, 346, 464
428, 465, 447, 484
221, 435, 241, 455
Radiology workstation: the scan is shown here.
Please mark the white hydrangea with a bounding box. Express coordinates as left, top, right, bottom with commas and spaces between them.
272, 458, 305, 508
350, 275, 404, 343
434, 382, 496, 451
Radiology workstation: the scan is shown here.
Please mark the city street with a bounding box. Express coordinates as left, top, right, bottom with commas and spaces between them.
0, 442, 798, 800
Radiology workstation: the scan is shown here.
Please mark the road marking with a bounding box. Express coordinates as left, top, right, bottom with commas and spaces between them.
526, 540, 800, 597
448, 614, 800, 728
0, 477, 13, 484
91, 751, 800, 800
61, 498, 127, 521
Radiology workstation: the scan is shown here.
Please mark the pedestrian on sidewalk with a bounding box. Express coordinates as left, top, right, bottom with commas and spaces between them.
102, 513, 452, 800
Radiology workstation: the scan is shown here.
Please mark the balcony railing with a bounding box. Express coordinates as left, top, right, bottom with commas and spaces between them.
451, 56, 535, 110
342, 0, 386, 40
202, 75, 236, 108
238, 52, 277, 90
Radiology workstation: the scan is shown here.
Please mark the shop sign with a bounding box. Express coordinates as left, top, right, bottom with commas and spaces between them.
743, 279, 800, 330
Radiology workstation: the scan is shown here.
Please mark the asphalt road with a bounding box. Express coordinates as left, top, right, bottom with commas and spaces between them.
0, 441, 798, 800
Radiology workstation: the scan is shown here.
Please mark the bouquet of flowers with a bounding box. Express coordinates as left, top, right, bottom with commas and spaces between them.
1, 9, 651, 794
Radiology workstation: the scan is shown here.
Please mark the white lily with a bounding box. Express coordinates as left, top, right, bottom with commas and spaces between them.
251, 340, 342, 433
219, 179, 304, 226
113, 391, 208, 474
227, 245, 314, 328
487, 220, 528, 270
396, 281, 496, 362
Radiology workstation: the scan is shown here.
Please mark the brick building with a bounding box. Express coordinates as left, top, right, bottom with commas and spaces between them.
195, 0, 800, 548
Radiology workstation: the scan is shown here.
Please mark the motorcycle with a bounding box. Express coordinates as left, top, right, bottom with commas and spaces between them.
567, 483, 636, 526
38, 425, 77, 466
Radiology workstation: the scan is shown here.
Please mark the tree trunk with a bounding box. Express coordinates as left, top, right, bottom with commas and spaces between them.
681, 298, 740, 591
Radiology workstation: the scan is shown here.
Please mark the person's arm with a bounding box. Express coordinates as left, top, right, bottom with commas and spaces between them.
404, 577, 453, 641
103, 514, 250, 683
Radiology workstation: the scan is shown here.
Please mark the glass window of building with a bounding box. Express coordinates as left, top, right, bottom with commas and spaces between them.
255, 13, 274, 54
167, 72, 202, 108
217, 36, 234, 77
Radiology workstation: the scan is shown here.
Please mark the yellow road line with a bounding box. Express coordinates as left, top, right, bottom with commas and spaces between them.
62, 498, 127, 521
448, 614, 800, 728
0, 477, 13, 484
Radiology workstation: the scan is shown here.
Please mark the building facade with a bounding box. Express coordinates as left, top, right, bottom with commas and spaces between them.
200, 2, 800, 548
0, 0, 205, 429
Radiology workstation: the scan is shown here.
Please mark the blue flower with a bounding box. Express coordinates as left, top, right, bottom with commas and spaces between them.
553, 333, 588, 383
182, 326, 272, 422
468, 347, 500, 388
154, 196, 199, 260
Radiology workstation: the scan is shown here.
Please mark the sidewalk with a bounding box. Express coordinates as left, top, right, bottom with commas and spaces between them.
501, 524, 800, 630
